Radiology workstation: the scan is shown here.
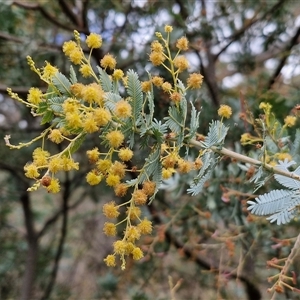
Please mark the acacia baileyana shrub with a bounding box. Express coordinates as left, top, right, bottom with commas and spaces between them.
5, 26, 300, 272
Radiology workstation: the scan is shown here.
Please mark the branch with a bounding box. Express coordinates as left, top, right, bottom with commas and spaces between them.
40, 173, 71, 300
214, 0, 287, 59
189, 139, 300, 182
12, 1, 82, 33
267, 25, 300, 89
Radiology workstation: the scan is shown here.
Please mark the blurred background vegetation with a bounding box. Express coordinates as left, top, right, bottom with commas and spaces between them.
1, 0, 300, 299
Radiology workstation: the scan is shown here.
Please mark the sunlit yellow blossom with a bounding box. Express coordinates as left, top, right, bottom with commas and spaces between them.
62, 98, 80, 113
164, 25, 173, 33
103, 201, 120, 218
65, 112, 83, 128
83, 113, 99, 133
112, 69, 124, 80
62, 40, 78, 56
118, 148, 133, 161
173, 56, 189, 72
103, 222, 117, 236
24, 163, 40, 179
106, 174, 121, 187
125, 226, 141, 242
152, 76, 164, 87
176, 36, 189, 51
69, 48, 84, 64
114, 183, 129, 197
177, 159, 193, 173
27, 88, 43, 105
82, 83, 104, 104
104, 254, 116, 267
187, 73, 204, 89
48, 129, 64, 144
284, 115, 297, 127
86, 33, 102, 49
32, 147, 50, 166
259, 102, 272, 110
126, 206, 141, 220
79, 64, 92, 78
86, 170, 102, 185
61, 156, 79, 171
161, 82, 172, 92
162, 153, 178, 168
97, 159, 112, 173
275, 152, 292, 162
131, 247, 144, 260
109, 161, 126, 178
100, 54, 116, 69
86, 148, 100, 163
106, 130, 124, 148
113, 240, 127, 255
141, 81, 151, 92
115, 99, 132, 118
194, 157, 203, 170
48, 157, 63, 173
43, 62, 58, 80
151, 40, 164, 53
149, 51, 166, 66
170, 92, 182, 104
218, 104, 232, 119
138, 218, 153, 234
93, 108, 111, 126
142, 181, 156, 196
162, 167, 175, 179
46, 177, 60, 193
70, 83, 85, 98
132, 189, 147, 205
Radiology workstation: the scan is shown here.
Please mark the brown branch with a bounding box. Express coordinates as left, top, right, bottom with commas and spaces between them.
267, 25, 300, 89
19, 187, 39, 300
12, 0, 82, 33
40, 173, 71, 300
214, 0, 288, 60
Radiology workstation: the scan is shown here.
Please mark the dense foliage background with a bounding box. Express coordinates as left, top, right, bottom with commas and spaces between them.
1, 1, 300, 299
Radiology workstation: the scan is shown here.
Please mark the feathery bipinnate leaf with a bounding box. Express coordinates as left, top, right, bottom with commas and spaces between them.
203, 120, 229, 148
126, 69, 143, 126
97, 66, 112, 92
274, 159, 300, 190
52, 72, 72, 95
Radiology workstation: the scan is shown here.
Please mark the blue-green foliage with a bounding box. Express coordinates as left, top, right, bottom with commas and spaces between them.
248, 159, 300, 225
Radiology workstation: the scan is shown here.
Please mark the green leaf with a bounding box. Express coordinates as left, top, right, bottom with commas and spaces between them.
203, 120, 229, 148
53, 72, 72, 95
126, 69, 143, 126
188, 103, 200, 141
247, 189, 300, 225
97, 66, 112, 92
41, 110, 54, 125
69, 133, 86, 154
69, 65, 77, 84
37, 102, 48, 114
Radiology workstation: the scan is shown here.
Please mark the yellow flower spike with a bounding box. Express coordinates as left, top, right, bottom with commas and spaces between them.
86, 32, 102, 49
112, 69, 124, 80
176, 36, 189, 51
132, 189, 147, 205
131, 247, 144, 260
48, 129, 64, 144
62, 40, 77, 56
86, 148, 100, 163
106, 174, 121, 187
138, 218, 153, 234
100, 53, 117, 70
103, 222, 117, 236
104, 254, 116, 267
114, 99, 132, 118
42, 62, 58, 80
118, 147, 133, 162
218, 104, 232, 119
103, 201, 120, 219
27, 87, 44, 105
149, 51, 166, 66
46, 178, 60, 193
24, 163, 40, 179
151, 40, 164, 53
164, 25, 173, 33
106, 130, 124, 148
79, 64, 93, 78
114, 183, 129, 197
187, 73, 204, 89
173, 56, 189, 72
86, 170, 102, 185
284, 115, 297, 127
